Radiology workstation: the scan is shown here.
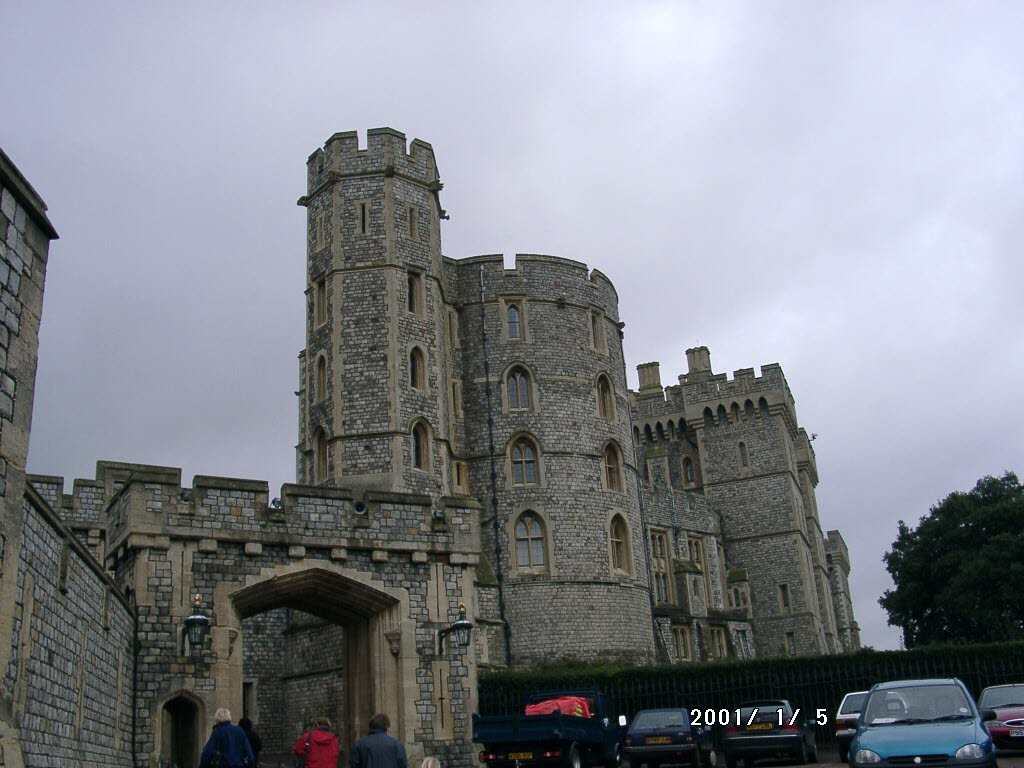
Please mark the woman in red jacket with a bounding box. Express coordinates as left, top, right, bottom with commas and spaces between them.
294, 716, 341, 768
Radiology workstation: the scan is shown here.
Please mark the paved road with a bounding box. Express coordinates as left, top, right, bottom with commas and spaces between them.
627, 748, 1024, 768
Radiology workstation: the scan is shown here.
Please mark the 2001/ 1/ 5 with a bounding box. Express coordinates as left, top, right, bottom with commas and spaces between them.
690, 708, 828, 726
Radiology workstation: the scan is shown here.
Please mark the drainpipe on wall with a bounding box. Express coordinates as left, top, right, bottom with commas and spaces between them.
478, 265, 512, 667
130, 589, 139, 768
618, 327, 664, 663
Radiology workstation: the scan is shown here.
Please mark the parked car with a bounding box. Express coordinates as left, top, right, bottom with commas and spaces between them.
721, 700, 816, 768
977, 683, 1024, 751
624, 708, 716, 768
849, 678, 996, 768
834, 691, 869, 763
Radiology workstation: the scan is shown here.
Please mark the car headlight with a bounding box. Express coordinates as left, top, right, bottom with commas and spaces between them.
854, 750, 881, 764
955, 744, 984, 760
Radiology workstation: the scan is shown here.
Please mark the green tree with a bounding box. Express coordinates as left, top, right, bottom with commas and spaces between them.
880, 472, 1024, 648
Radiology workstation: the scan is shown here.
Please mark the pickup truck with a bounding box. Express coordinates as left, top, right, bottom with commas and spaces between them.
473, 690, 625, 768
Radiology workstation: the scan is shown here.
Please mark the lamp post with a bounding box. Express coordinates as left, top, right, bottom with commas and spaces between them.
182, 594, 211, 655
437, 603, 473, 655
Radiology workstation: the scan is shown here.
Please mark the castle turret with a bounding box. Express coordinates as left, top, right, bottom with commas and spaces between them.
451, 254, 655, 666
297, 129, 454, 498
679, 354, 841, 657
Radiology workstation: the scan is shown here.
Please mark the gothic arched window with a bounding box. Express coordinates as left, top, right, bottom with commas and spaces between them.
315, 355, 327, 401
610, 514, 630, 573
410, 347, 425, 390
313, 429, 328, 484
507, 303, 521, 339
597, 375, 614, 419
510, 437, 538, 485
515, 512, 546, 568
507, 367, 531, 410
412, 422, 429, 470
604, 443, 623, 492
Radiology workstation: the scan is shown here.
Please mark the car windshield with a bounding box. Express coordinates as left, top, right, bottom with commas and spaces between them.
979, 685, 1024, 709
840, 693, 867, 715
863, 685, 973, 725
632, 711, 688, 729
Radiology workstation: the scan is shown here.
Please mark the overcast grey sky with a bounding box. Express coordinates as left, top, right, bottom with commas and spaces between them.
3, 2, 1022, 651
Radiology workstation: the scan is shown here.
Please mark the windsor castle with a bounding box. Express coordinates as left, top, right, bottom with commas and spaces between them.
0, 130, 859, 768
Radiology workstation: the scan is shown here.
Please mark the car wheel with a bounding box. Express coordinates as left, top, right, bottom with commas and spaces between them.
569, 744, 583, 768
795, 739, 808, 765
725, 755, 737, 768
606, 743, 621, 768
706, 749, 718, 768
838, 747, 848, 764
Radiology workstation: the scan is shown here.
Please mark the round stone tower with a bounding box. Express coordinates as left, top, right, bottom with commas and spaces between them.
452, 254, 655, 667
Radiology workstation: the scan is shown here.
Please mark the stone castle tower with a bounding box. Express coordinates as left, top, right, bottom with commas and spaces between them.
296, 128, 655, 666
631, 347, 859, 659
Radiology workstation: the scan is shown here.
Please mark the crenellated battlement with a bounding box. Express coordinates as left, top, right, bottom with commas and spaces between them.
681, 364, 793, 406
303, 127, 440, 198
451, 252, 619, 317
37, 461, 481, 567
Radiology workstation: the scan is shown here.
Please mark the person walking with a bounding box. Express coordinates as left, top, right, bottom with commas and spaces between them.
294, 716, 341, 768
199, 708, 256, 768
349, 713, 407, 768
238, 717, 263, 766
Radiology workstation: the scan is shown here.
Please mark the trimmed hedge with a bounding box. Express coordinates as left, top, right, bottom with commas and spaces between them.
478, 641, 1024, 745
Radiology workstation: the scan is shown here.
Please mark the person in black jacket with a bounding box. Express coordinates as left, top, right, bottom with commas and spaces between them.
238, 717, 262, 765
199, 708, 255, 768
350, 713, 407, 768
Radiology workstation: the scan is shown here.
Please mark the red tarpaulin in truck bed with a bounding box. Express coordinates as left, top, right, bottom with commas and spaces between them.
525, 696, 592, 718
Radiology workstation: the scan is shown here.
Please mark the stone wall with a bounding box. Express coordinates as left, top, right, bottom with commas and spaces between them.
3, 488, 133, 768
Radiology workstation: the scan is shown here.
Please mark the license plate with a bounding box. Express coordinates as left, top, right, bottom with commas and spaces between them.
747, 723, 773, 731
509, 753, 533, 760
646, 736, 672, 744
1010, 729, 1024, 737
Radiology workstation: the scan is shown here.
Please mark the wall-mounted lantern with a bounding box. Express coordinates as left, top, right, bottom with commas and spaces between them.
438, 603, 473, 655
182, 594, 211, 655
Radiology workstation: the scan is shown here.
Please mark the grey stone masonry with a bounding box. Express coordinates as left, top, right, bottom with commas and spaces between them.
0, 147, 62, 768
629, 345, 857, 658
4, 488, 133, 768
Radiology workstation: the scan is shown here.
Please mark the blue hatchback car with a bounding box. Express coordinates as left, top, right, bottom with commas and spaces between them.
849, 679, 997, 768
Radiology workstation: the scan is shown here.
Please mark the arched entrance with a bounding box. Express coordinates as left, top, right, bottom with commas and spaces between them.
160, 691, 204, 768
217, 565, 411, 762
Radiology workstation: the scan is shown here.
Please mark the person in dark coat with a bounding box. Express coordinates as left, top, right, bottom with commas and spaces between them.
294, 716, 340, 768
238, 717, 262, 765
199, 708, 256, 768
349, 713, 407, 768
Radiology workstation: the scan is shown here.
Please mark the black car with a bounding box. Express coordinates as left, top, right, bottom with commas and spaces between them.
721, 700, 816, 768
624, 708, 717, 768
